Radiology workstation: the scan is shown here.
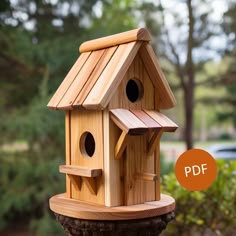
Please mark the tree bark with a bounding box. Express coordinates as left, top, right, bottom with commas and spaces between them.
54, 211, 175, 236
184, 84, 194, 149
185, 0, 195, 150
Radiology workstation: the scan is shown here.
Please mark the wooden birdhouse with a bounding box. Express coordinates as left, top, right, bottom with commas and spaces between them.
48, 28, 178, 220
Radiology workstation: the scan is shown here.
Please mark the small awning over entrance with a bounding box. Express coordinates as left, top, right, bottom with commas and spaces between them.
110, 109, 178, 135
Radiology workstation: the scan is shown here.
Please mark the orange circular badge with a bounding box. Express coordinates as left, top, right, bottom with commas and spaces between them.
175, 149, 217, 191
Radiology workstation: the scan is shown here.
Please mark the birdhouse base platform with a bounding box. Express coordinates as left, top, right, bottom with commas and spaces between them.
49, 193, 175, 221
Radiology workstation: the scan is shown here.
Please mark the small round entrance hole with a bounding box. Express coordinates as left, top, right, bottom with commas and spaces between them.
80, 132, 95, 158
126, 79, 143, 103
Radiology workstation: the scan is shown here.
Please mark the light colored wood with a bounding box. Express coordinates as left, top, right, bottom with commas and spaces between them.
154, 88, 161, 110
83, 41, 141, 109
139, 43, 176, 109
47, 52, 91, 109
79, 28, 151, 53
68, 175, 81, 191
74, 46, 118, 107
49, 31, 177, 111
70, 110, 104, 204
124, 134, 155, 205
82, 177, 97, 195
147, 130, 163, 157
144, 110, 178, 131
49, 193, 175, 220
108, 53, 155, 110
57, 49, 105, 109
65, 111, 72, 198
110, 109, 147, 135
60, 164, 101, 195
135, 173, 158, 182
115, 130, 128, 160
155, 144, 161, 201
48, 29, 179, 210
59, 165, 102, 177
103, 110, 124, 207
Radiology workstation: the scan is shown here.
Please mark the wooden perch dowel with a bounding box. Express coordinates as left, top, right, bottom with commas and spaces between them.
135, 173, 158, 181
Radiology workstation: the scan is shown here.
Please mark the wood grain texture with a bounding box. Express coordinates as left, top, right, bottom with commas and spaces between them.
110, 109, 147, 135
108, 53, 155, 110
49, 193, 175, 220
74, 46, 118, 107
82, 177, 97, 195
144, 110, 178, 131
124, 134, 155, 205
147, 130, 163, 157
47, 52, 90, 109
83, 41, 141, 109
68, 175, 81, 192
115, 130, 128, 160
70, 110, 104, 204
65, 111, 72, 198
130, 110, 161, 129
59, 165, 102, 177
139, 43, 176, 109
135, 173, 158, 182
103, 110, 124, 207
79, 28, 151, 53
154, 145, 161, 201
57, 49, 105, 109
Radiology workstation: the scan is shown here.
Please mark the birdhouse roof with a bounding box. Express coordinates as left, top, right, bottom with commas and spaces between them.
110, 109, 178, 135
47, 28, 176, 110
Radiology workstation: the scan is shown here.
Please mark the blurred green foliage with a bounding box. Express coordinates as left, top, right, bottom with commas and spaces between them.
162, 160, 236, 236
0, 94, 66, 234
0, 150, 65, 235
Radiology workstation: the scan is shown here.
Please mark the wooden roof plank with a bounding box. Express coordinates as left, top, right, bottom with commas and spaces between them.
47, 52, 91, 109
110, 109, 148, 135
139, 43, 176, 109
57, 49, 106, 109
79, 28, 151, 53
73, 46, 118, 108
83, 41, 141, 109
144, 110, 178, 132
130, 110, 162, 129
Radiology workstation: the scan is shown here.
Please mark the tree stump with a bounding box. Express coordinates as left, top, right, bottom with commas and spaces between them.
55, 211, 175, 236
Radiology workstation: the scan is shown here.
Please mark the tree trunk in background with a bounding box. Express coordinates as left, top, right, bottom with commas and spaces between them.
185, 0, 195, 150
157, 0, 196, 150
184, 83, 194, 149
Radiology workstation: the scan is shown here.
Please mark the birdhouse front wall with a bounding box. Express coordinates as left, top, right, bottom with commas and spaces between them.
108, 53, 156, 110
103, 53, 160, 206
104, 113, 160, 207
66, 110, 105, 205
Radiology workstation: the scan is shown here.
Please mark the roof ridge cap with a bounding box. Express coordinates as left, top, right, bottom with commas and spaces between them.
79, 28, 151, 53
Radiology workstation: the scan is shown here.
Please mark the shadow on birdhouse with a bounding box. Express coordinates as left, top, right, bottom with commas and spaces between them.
48, 28, 178, 220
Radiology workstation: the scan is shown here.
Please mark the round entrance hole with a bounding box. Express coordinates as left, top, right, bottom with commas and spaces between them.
80, 132, 95, 158
126, 79, 144, 103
